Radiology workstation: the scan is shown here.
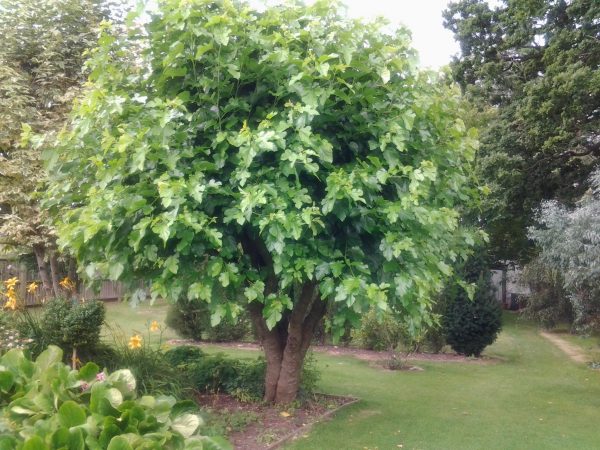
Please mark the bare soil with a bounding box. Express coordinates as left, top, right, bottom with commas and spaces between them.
539, 331, 588, 363
169, 339, 500, 365
198, 393, 357, 450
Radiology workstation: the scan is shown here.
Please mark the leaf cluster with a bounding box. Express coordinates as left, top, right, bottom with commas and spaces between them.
0, 346, 230, 449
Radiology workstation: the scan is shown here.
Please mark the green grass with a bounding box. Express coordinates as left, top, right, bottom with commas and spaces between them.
103, 300, 178, 345
104, 307, 600, 450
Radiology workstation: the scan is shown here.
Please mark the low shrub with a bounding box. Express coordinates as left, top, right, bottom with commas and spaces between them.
16, 297, 106, 363
99, 324, 184, 398
164, 346, 320, 402
351, 308, 409, 351
166, 300, 250, 342
0, 346, 230, 449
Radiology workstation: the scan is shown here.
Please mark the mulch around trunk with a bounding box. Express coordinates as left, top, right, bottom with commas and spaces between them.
198, 393, 358, 450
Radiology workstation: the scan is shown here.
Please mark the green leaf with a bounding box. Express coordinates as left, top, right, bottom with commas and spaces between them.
171, 413, 202, 438
35, 346, 63, 373
0, 371, 14, 392
107, 436, 133, 450
78, 362, 100, 382
380, 67, 390, 84
58, 401, 87, 428
195, 42, 214, 59
23, 436, 49, 450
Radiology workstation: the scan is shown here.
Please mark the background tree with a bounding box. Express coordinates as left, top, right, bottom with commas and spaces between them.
48, 0, 481, 404
528, 169, 600, 332
0, 0, 121, 294
444, 0, 600, 262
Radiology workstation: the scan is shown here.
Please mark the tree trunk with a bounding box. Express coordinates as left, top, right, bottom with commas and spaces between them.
249, 281, 327, 404
33, 246, 53, 298
49, 252, 61, 298
240, 230, 327, 404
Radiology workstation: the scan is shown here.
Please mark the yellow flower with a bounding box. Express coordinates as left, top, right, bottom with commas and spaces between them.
4, 277, 18, 290
26, 282, 39, 294
150, 320, 160, 332
128, 334, 143, 349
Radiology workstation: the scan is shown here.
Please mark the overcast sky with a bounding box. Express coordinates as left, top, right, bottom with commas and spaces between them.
141, 0, 460, 69
248, 0, 459, 68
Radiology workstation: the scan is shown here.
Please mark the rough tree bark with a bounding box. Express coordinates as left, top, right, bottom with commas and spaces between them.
33, 245, 53, 298
240, 230, 327, 404
49, 252, 61, 298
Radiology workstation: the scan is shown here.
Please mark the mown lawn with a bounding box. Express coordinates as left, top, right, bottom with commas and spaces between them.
105, 304, 600, 450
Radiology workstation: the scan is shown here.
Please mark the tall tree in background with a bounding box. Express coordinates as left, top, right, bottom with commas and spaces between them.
0, 0, 118, 294
444, 0, 600, 262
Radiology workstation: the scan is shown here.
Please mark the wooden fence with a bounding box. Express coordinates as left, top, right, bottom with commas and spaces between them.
1, 259, 129, 306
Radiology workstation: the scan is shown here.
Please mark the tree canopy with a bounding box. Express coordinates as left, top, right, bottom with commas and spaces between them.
48, 0, 481, 403
444, 0, 600, 262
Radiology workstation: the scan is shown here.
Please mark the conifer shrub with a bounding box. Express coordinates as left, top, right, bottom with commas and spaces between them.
443, 273, 502, 357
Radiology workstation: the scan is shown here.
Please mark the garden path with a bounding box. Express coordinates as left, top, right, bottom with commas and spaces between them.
539, 331, 588, 363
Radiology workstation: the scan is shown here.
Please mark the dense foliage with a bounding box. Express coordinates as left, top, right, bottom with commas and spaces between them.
39, 298, 106, 358
520, 258, 572, 329
442, 252, 502, 357
528, 169, 600, 332
0, 0, 121, 296
444, 0, 600, 261
164, 346, 319, 403
166, 300, 250, 342
47, 0, 480, 402
0, 346, 229, 449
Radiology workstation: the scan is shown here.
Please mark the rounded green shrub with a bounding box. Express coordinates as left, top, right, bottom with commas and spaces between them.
352, 308, 409, 351
38, 298, 105, 358
166, 300, 250, 342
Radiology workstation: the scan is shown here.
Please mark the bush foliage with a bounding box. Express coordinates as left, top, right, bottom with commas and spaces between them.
0, 346, 230, 449
443, 274, 502, 357
166, 300, 250, 342
164, 346, 319, 402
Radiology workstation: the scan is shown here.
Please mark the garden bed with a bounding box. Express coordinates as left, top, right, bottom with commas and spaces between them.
170, 339, 501, 365
198, 393, 358, 450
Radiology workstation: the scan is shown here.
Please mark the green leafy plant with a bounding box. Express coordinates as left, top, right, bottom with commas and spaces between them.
166, 300, 250, 342
164, 346, 319, 402
48, 0, 481, 403
352, 308, 409, 351
0, 346, 231, 449
35, 297, 105, 366
443, 273, 502, 357
100, 324, 184, 398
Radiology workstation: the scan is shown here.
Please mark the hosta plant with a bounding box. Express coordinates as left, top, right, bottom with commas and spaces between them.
0, 346, 230, 449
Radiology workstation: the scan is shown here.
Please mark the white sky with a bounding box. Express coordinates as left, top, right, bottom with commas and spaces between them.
343, 0, 458, 68
249, 0, 459, 68
140, 0, 459, 69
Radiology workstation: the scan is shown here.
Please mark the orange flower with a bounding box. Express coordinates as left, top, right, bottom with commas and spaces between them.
3, 290, 17, 310
59, 277, 75, 291
128, 334, 143, 349
150, 320, 160, 332
26, 282, 39, 294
